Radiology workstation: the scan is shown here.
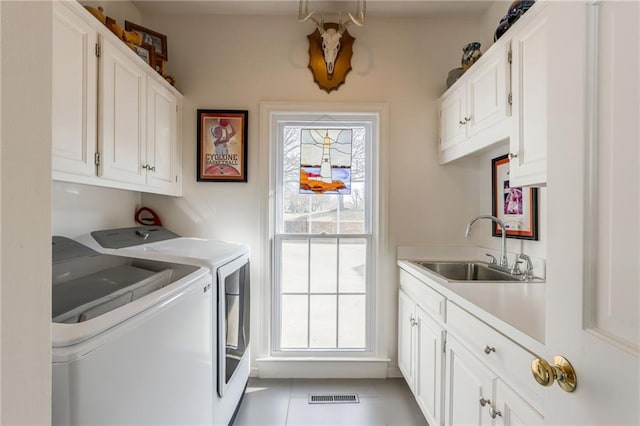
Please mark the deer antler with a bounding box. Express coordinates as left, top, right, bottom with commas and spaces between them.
299, 0, 366, 34
347, 0, 366, 27
298, 0, 324, 33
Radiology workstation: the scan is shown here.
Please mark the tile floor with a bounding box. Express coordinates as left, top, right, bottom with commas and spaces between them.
233, 378, 429, 426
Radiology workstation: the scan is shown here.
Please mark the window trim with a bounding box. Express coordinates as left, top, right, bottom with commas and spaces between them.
271, 113, 377, 357
258, 102, 390, 368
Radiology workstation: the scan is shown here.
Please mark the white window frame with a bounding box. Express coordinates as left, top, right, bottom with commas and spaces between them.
273, 117, 373, 356
260, 103, 388, 362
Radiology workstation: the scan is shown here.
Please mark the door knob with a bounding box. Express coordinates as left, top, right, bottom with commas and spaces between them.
531, 355, 577, 392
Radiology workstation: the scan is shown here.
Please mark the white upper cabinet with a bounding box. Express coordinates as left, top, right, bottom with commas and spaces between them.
51, 1, 183, 196
146, 78, 182, 195
466, 42, 510, 139
52, 2, 97, 178
439, 83, 467, 149
508, 3, 550, 187
439, 38, 511, 164
438, 2, 552, 187
99, 34, 147, 186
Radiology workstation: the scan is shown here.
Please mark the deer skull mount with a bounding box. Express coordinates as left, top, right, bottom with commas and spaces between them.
299, 0, 365, 93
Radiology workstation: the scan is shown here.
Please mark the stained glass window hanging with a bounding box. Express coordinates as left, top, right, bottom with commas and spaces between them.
299, 129, 352, 195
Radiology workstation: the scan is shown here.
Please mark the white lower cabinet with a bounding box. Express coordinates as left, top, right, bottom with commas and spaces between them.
414, 305, 445, 426
444, 334, 494, 426
398, 289, 415, 382
398, 288, 445, 426
443, 334, 543, 426
398, 267, 544, 426
495, 379, 544, 426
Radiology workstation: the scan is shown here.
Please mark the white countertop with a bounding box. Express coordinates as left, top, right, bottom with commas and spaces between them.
397, 246, 546, 355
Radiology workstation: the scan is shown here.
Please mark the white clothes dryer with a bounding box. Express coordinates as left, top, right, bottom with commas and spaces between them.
76, 226, 251, 426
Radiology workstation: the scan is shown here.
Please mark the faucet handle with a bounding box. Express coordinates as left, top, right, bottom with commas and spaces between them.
510, 259, 523, 275
485, 253, 497, 265
519, 254, 534, 279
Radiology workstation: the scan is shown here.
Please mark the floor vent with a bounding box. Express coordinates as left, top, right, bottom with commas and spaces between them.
308, 394, 360, 404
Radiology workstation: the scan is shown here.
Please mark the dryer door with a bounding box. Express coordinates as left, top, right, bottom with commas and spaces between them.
217, 254, 250, 397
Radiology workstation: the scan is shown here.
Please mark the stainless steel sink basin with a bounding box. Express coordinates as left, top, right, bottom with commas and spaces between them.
411, 261, 522, 282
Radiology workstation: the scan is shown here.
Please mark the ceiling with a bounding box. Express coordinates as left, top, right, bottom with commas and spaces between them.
130, 0, 495, 18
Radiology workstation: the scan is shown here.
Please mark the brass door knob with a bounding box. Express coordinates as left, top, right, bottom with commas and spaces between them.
531, 355, 577, 393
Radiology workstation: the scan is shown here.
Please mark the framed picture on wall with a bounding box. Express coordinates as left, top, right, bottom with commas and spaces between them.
491, 154, 539, 240
196, 109, 248, 182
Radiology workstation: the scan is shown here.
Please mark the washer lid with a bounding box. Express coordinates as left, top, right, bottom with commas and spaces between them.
91, 226, 180, 249
52, 236, 100, 263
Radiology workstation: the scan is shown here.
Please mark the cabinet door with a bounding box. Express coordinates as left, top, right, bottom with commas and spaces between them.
414, 306, 444, 426
146, 77, 181, 194
510, 6, 549, 186
466, 41, 510, 138
444, 335, 494, 426
494, 380, 543, 426
52, 2, 97, 178
99, 35, 146, 185
439, 83, 467, 150
398, 290, 415, 386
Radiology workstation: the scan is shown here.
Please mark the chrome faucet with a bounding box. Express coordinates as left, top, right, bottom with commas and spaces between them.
465, 215, 508, 269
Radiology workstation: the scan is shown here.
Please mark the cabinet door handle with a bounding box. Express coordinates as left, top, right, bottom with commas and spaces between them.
489, 406, 502, 419
458, 116, 472, 126
509, 152, 518, 159
479, 397, 491, 407
484, 345, 496, 354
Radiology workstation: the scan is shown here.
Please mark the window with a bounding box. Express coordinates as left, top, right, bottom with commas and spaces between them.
272, 112, 378, 355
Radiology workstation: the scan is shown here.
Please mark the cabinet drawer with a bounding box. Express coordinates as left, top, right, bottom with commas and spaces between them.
399, 269, 445, 322
447, 301, 543, 412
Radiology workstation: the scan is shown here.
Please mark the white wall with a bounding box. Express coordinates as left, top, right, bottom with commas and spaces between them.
465, 144, 547, 262
139, 11, 486, 373
52, 181, 141, 237
79, 0, 141, 29
0, 1, 52, 423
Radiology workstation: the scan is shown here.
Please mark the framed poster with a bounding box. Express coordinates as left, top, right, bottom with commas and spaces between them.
197, 109, 248, 182
491, 154, 538, 240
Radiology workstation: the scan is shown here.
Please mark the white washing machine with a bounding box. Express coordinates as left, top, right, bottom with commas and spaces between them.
76, 226, 251, 426
52, 237, 214, 425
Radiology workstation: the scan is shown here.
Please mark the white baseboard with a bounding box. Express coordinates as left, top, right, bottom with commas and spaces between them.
386, 366, 403, 378
254, 358, 390, 379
